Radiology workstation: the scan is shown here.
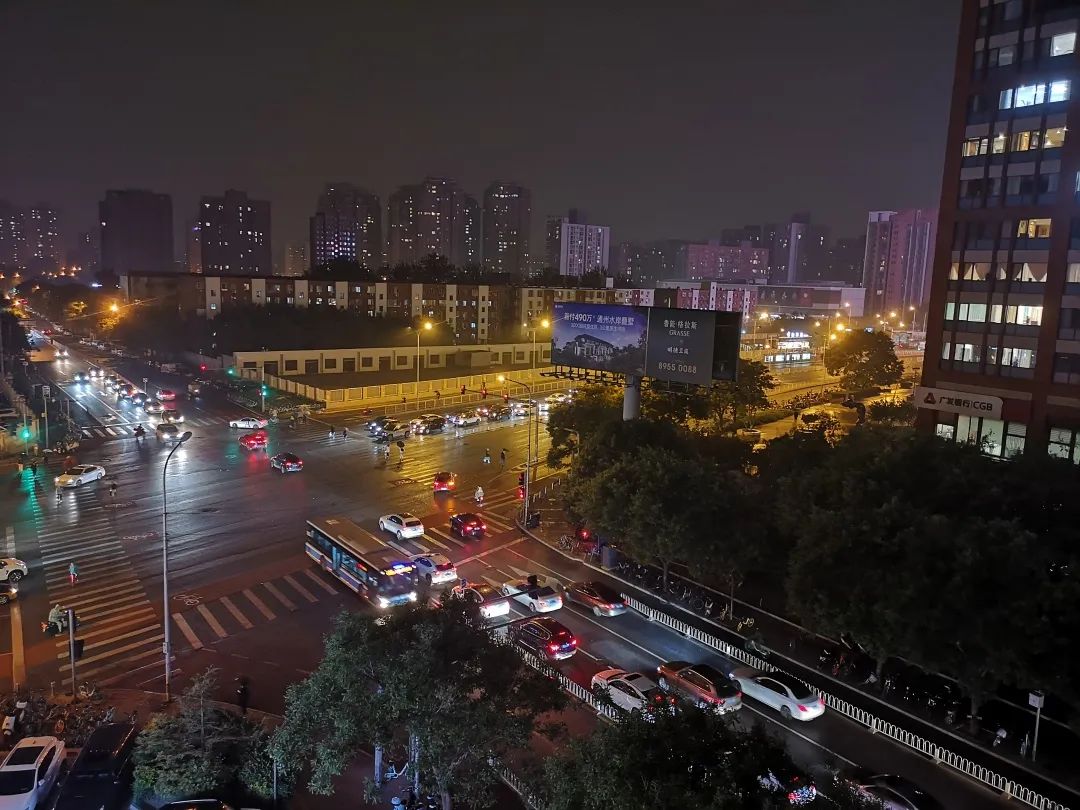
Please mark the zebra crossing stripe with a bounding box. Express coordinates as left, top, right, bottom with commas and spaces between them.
242, 588, 276, 621
262, 581, 296, 612
197, 604, 228, 638
219, 595, 254, 629
171, 613, 203, 650
302, 568, 338, 595
283, 574, 317, 604
61, 632, 165, 670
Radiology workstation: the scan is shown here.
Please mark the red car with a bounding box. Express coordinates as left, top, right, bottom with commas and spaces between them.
238, 430, 268, 450
433, 471, 457, 492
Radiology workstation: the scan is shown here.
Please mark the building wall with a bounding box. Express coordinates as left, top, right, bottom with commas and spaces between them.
309, 183, 382, 269
684, 241, 770, 281
558, 222, 610, 276
199, 189, 271, 275
482, 182, 531, 275
387, 178, 475, 267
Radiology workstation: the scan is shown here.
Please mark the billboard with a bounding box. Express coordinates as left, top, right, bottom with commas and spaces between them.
551, 302, 648, 375
552, 303, 742, 384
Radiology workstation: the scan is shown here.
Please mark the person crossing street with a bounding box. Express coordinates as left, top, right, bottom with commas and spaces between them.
68, 561, 79, 586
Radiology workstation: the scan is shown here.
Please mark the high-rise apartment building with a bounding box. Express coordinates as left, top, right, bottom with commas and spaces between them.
826, 235, 867, 286
309, 183, 382, 269
198, 190, 271, 275
387, 178, 476, 267
766, 214, 829, 283
557, 221, 610, 277
0, 202, 26, 268
861, 208, 938, 319
684, 241, 770, 281
283, 242, 308, 277
544, 208, 585, 270
25, 205, 60, 272
99, 190, 174, 275
69, 229, 100, 275
482, 182, 531, 275
920, 0, 1080, 459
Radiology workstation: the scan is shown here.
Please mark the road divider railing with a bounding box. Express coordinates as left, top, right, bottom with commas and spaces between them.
620, 593, 1071, 810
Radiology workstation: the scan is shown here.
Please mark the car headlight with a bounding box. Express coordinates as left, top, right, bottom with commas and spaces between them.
54, 477, 60, 484
378, 596, 389, 608
408, 592, 418, 602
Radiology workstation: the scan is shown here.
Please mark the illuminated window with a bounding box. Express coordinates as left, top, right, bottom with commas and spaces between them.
1050, 80, 1071, 102
1017, 219, 1052, 239
1044, 126, 1067, 148
1052, 32, 1076, 57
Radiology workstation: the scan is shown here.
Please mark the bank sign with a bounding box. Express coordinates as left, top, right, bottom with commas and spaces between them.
915, 386, 1003, 420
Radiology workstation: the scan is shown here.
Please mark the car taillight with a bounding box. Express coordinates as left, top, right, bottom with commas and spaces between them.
797, 704, 808, 713
549, 644, 559, 652
570, 638, 578, 645
715, 698, 725, 705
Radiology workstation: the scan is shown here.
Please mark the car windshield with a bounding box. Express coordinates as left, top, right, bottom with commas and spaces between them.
770, 672, 814, 698
436, 562, 454, 572
378, 570, 415, 596
0, 769, 35, 794
69, 466, 89, 474
404, 519, 422, 528
533, 587, 557, 598
73, 747, 119, 777
474, 584, 497, 599
551, 629, 573, 643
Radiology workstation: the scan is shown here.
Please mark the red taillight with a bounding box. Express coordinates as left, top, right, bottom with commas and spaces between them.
549, 644, 559, 652
570, 638, 578, 645
797, 704, 808, 713
715, 698, 725, 705
480, 523, 486, 530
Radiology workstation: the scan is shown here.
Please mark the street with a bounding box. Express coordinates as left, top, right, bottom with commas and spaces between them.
0, 341, 1038, 809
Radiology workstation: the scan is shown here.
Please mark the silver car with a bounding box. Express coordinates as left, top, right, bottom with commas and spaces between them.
731, 668, 825, 721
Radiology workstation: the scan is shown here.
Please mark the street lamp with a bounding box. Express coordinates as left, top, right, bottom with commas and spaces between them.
414, 321, 434, 407
162, 430, 192, 701
498, 374, 533, 516
109, 303, 119, 313
527, 318, 551, 372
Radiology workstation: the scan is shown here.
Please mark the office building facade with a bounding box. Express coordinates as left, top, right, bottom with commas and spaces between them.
99, 190, 173, 275
309, 183, 382, 269
861, 209, 937, 318
920, 0, 1080, 459
482, 182, 531, 275
197, 190, 271, 276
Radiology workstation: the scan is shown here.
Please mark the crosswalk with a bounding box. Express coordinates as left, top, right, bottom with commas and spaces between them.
80, 416, 226, 438
35, 490, 162, 682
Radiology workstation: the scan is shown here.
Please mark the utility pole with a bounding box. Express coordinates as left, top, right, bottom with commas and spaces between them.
41, 386, 50, 451
67, 609, 77, 697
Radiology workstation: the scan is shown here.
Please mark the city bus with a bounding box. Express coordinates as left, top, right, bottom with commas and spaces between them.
305, 516, 419, 608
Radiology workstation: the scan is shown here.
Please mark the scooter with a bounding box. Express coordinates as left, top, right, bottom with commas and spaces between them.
42, 612, 80, 637
1, 699, 27, 743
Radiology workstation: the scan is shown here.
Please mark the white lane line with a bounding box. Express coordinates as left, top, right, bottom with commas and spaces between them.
388, 539, 413, 556
196, 604, 228, 638
61, 632, 166, 670
58, 615, 156, 643
56, 623, 160, 656
219, 596, 254, 630
427, 527, 467, 549
171, 614, 203, 650
105, 427, 117, 436
455, 537, 524, 566
302, 568, 338, 595
74, 602, 155, 623
262, 581, 297, 612
420, 532, 452, 552
75, 646, 164, 682
242, 588, 276, 621
283, 574, 318, 604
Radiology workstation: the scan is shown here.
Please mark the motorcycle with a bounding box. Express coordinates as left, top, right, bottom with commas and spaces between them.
133, 425, 146, 438
42, 611, 80, 636
1, 699, 27, 743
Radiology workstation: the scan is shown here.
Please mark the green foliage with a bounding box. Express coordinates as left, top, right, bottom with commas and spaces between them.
274, 604, 565, 805
866, 397, 915, 424
238, 728, 293, 801
0, 309, 30, 355
539, 703, 811, 810
824, 329, 903, 390
707, 359, 778, 431
545, 386, 621, 468
133, 668, 262, 803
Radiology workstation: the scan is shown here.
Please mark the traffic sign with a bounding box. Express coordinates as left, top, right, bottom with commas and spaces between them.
41, 385, 50, 397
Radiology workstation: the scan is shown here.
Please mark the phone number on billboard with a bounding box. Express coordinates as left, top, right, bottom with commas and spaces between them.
656, 361, 698, 375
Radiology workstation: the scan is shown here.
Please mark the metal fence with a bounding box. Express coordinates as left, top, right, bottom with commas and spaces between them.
620, 594, 1071, 810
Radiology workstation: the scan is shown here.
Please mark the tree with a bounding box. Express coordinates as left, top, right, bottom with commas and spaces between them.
866, 398, 915, 425
544, 385, 621, 467
539, 702, 827, 809
0, 309, 29, 357
824, 329, 903, 390
274, 604, 565, 810
706, 359, 778, 431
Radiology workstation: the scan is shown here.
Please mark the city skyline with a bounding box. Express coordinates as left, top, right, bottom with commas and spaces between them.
0, 2, 958, 259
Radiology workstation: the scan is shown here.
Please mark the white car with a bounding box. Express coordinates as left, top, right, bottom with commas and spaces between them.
731, 669, 825, 721
379, 513, 425, 540
0, 736, 65, 809
411, 553, 458, 585
144, 399, 164, 414
229, 416, 269, 429
500, 576, 563, 612
591, 669, 673, 718
0, 559, 27, 583
454, 412, 482, 427
449, 582, 510, 619
156, 388, 177, 401
54, 464, 106, 488
87, 367, 102, 378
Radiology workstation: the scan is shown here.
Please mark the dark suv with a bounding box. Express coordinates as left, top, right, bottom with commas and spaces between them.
509, 617, 578, 661
418, 416, 446, 434
54, 722, 137, 810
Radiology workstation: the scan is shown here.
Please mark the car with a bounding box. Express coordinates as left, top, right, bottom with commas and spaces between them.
449, 512, 486, 539
238, 431, 268, 450
591, 668, 673, 717
563, 580, 627, 616
117, 394, 133, 407
187, 382, 203, 398
0, 736, 66, 809
448, 582, 509, 619
104, 374, 119, 388
160, 409, 185, 423
540, 392, 569, 411
143, 399, 164, 414
55, 347, 68, 358
731, 668, 824, 721
230, 416, 269, 429
379, 513, 425, 540
53, 722, 137, 810
130, 392, 148, 406
373, 420, 410, 441
454, 411, 482, 427
156, 388, 176, 401
411, 553, 458, 585
0, 582, 18, 606
500, 575, 563, 612
72, 371, 89, 384
88, 367, 103, 378
509, 617, 578, 660
270, 452, 304, 473
367, 416, 393, 433
433, 471, 457, 492
55, 464, 106, 488
117, 383, 134, 396
158, 802, 240, 810
410, 413, 442, 430
417, 416, 446, 434
487, 406, 512, 421
846, 773, 945, 810
156, 423, 183, 443
736, 427, 763, 442
656, 661, 744, 713
0, 558, 27, 584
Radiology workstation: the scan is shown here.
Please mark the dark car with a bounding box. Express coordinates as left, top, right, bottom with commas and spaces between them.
433, 471, 457, 492
0, 581, 18, 606
270, 452, 303, 473
656, 661, 743, 713
54, 722, 137, 810
847, 772, 945, 810
563, 580, 626, 616
487, 406, 512, 421
367, 416, 393, 433
509, 617, 578, 661
158, 802, 238, 810
449, 512, 486, 539
418, 416, 446, 434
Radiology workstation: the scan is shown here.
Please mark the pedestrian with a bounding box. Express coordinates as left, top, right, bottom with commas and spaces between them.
793, 409, 801, 423
383, 445, 391, 461
68, 561, 78, 585
341, 427, 348, 440
109, 480, 117, 497
482, 448, 491, 464
235, 676, 250, 716
328, 425, 335, 439
398, 445, 405, 462
30, 461, 37, 478
499, 448, 507, 468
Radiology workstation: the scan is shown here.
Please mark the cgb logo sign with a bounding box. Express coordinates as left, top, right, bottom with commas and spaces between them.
915, 386, 1003, 419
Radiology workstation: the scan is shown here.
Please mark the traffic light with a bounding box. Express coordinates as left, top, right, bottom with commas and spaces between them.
227, 367, 236, 376
72, 639, 85, 661
19, 427, 30, 440
517, 472, 525, 488
199, 364, 207, 373
516, 486, 525, 500
261, 384, 269, 396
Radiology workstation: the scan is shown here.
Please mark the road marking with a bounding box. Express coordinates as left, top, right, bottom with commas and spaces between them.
105, 427, 118, 436
6, 527, 24, 688
79, 646, 164, 682
387, 539, 413, 556
302, 568, 338, 595
76, 602, 155, 623
219, 596, 254, 629
420, 532, 452, 551
197, 604, 228, 638
56, 622, 160, 655
427, 527, 466, 549
283, 574, 318, 604
62, 631, 166, 670
170, 613, 202, 650
262, 581, 297, 612
242, 588, 276, 621
60, 615, 156, 643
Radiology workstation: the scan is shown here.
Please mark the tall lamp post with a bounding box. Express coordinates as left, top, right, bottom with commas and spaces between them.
498, 375, 533, 517
162, 430, 192, 701
527, 318, 551, 372
413, 321, 434, 407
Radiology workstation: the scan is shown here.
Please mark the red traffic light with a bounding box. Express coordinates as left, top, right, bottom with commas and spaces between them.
516, 486, 525, 500
199, 364, 207, 372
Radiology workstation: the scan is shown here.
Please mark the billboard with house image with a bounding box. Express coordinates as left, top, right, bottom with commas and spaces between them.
551, 302, 648, 375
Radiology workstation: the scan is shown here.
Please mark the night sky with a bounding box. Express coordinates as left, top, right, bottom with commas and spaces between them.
1, 1, 961, 257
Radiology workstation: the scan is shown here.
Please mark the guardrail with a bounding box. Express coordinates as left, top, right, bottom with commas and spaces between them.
620, 594, 1071, 810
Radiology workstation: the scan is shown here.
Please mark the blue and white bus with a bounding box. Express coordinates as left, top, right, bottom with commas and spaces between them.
305, 516, 419, 608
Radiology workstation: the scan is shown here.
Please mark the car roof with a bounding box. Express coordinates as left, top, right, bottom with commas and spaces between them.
691, 664, 733, 684
531, 616, 570, 632
4, 737, 58, 766
68, 465, 92, 472
472, 583, 497, 597
453, 512, 481, 521
761, 671, 813, 695
72, 723, 136, 769
275, 453, 299, 460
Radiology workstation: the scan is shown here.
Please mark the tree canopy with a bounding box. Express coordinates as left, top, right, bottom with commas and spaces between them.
824, 329, 903, 390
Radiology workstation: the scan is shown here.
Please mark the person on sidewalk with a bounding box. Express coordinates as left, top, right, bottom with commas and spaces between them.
235, 675, 250, 716
68, 561, 78, 585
